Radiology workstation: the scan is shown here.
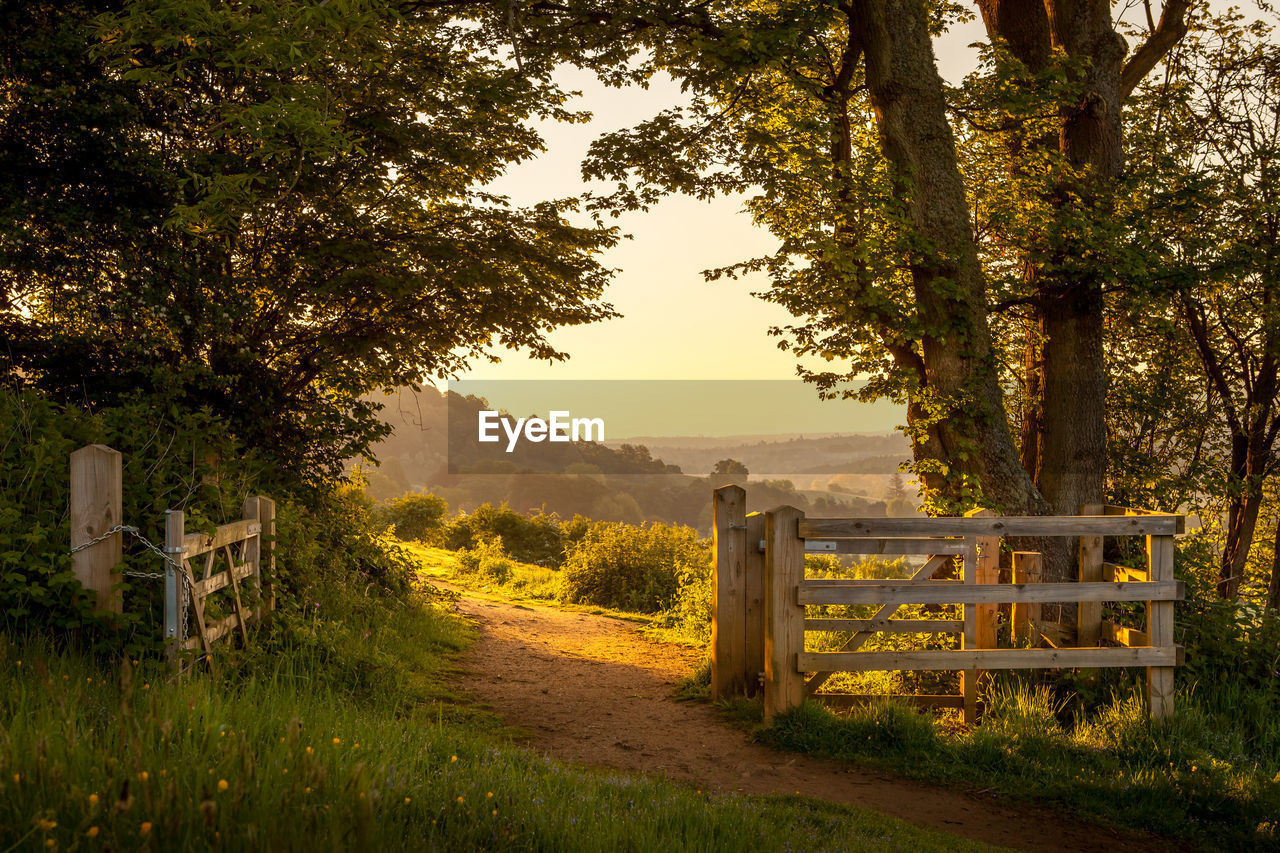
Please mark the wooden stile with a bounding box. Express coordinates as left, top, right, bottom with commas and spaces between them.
70, 445, 124, 614
763, 506, 805, 720
711, 485, 748, 700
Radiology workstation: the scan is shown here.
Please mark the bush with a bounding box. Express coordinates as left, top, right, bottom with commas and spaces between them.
454, 538, 514, 586
372, 491, 448, 541
559, 521, 709, 613
437, 503, 566, 566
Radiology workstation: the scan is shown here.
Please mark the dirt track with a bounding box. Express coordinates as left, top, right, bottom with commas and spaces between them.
446, 587, 1169, 853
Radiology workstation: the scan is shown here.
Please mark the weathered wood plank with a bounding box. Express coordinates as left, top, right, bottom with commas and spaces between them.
712, 485, 748, 701
970, 510, 999, 725
1101, 620, 1149, 647
70, 445, 123, 614
182, 611, 247, 650
1102, 562, 1149, 582
799, 515, 1181, 539
764, 506, 806, 720
1146, 534, 1177, 719
798, 580, 1183, 606
804, 618, 963, 633
804, 554, 954, 695
1104, 505, 1186, 534
1078, 503, 1105, 651
191, 561, 256, 598
804, 538, 967, 556
183, 519, 261, 558
1011, 551, 1042, 643
797, 646, 1180, 672
223, 544, 251, 645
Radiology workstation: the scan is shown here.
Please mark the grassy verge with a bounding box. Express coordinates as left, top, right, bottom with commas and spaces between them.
755, 679, 1280, 852
1, 579, 1004, 852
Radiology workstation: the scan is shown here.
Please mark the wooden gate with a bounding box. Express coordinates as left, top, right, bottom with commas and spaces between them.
710, 485, 1183, 724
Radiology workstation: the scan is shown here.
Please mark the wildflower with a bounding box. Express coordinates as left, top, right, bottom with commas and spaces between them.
304, 787, 311, 794
450, 755, 457, 763
486, 792, 493, 799
44, 840, 55, 849
353, 744, 359, 750
89, 794, 99, 807
12, 773, 19, 784
282, 769, 288, 775
87, 827, 98, 838
305, 747, 313, 755
492, 809, 498, 817
141, 822, 152, 835
456, 796, 464, 804
217, 779, 228, 792
37, 818, 57, 831
143, 683, 150, 690
332, 738, 340, 745
139, 771, 149, 782
404, 797, 411, 804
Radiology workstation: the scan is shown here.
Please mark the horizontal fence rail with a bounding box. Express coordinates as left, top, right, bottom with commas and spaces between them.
710, 486, 1183, 725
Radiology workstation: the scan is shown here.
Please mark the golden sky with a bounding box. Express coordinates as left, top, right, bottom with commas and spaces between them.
464, 17, 988, 383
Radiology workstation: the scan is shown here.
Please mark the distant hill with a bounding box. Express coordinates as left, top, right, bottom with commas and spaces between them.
358, 386, 896, 528
609, 433, 911, 477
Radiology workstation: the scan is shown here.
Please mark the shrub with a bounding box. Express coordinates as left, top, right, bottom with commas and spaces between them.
558, 521, 709, 612
372, 491, 449, 541
455, 538, 514, 586
438, 503, 565, 566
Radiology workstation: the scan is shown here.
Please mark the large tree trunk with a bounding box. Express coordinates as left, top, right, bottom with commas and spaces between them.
850, 0, 1048, 522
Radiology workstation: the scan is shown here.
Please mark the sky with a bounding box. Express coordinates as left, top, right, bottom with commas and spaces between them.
460, 16, 991, 385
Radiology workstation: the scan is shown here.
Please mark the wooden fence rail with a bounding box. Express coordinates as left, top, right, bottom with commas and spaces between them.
709, 485, 1183, 725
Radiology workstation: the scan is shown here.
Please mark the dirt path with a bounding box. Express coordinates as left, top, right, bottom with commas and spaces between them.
446, 588, 1167, 853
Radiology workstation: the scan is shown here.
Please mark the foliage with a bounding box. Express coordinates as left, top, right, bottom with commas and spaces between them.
558, 521, 709, 613
371, 492, 449, 543
454, 539, 515, 587
437, 504, 566, 567
0, 0, 617, 478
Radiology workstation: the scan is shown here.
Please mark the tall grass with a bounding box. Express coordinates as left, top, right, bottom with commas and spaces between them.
0, 584, 998, 852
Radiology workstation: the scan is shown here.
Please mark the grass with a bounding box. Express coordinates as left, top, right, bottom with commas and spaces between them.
0, 577, 1005, 852
756, 678, 1280, 852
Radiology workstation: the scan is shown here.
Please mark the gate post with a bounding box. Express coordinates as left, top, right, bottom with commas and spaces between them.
763, 505, 805, 720
164, 509, 184, 670
70, 444, 123, 613
1146, 533, 1176, 718
743, 511, 766, 696
962, 508, 998, 725
712, 485, 748, 700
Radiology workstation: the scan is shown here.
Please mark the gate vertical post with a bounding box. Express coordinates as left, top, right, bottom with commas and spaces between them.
763, 506, 805, 720
70, 445, 123, 613
961, 508, 998, 725
1146, 533, 1176, 719
712, 485, 748, 700
743, 511, 766, 697
1078, 504, 1105, 686
164, 509, 185, 671
1011, 551, 1043, 643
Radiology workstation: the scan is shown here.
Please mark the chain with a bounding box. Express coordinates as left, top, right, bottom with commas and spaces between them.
71, 524, 190, 645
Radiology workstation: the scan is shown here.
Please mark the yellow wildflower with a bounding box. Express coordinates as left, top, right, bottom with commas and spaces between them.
332, 738, 340, 745
217, 779, 228, 792
87, 827, 98, 838
141, 821, 152, 835
36, 818, 56, 831
89, 794, 99, 807
404, 797, 411, 804
139, 771, 148, 782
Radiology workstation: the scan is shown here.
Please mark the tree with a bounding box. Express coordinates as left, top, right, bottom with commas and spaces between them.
0, 0, 617, 478
1123, 8, 1280, 599
568, 0, 1189, 578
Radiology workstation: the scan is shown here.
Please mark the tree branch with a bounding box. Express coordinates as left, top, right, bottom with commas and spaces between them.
1119, 0, 1190, 100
